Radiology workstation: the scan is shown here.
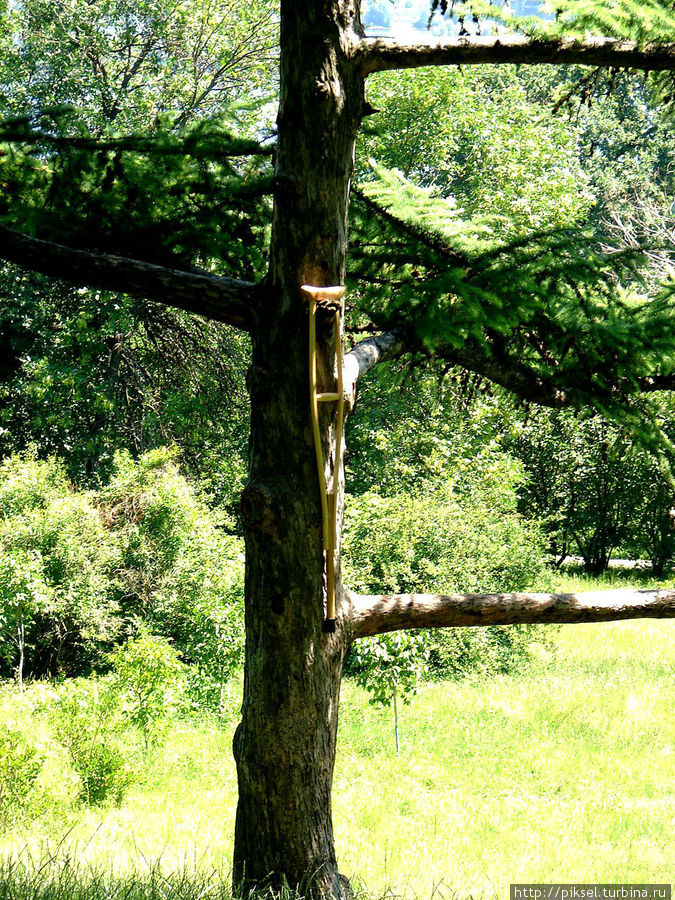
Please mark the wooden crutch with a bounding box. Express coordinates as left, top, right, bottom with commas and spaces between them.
301, 283, 346, 633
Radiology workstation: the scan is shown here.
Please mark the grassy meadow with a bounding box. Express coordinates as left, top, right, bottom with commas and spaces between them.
1, 569, 674, 899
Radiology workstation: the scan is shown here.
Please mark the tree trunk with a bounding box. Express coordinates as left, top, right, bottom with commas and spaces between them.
232, 2, 363, 895
392, 678, 400, 756
232, 317, 350, 896
17, 619, 25, 694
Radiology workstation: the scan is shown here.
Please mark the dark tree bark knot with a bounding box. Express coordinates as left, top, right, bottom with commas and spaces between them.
240, 482, 278, 538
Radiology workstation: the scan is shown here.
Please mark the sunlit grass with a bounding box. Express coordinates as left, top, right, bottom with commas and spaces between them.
537, 563, 674, 593
1, 572, 674, 899
334, 619, 675, 896
334, 569, 675, 895
0, 716, 239, 874
0, 854, 236, 900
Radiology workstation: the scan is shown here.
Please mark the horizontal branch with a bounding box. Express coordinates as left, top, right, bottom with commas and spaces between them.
356, 34, 675, 76
343, 325, 675, 409
0, 225, 258, 330
343, 330, 406, 407
434, 342, 675, 405
438, 342, 573, 407
0, 128, 275, 158
349, 588, 675, 638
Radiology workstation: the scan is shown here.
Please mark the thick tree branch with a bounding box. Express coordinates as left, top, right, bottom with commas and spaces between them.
438, 343, 675, 404
342, 327, 675, 408
349, 588, 675, 638
439, 342, 573, 407
0, 225, 258, 330
0, 128, 275, 158
638, 373, 675, 393
343, 329, 406, 407
356, 34, 675, 76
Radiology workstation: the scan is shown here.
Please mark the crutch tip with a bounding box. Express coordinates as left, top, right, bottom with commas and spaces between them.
322, 618, 337, 634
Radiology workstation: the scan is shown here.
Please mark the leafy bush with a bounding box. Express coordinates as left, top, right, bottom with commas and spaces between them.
47, 678, 135, 806
100, 448, 245, 704
0, 448, 245, 696
343, 457, 548, 682
0, 449, 69, 515
74, 742, 132, 808
348, 631, 430, 752
45, 633, 188, 805
0, 452, 118, 681
0, 727, 43, 827
349, 632, 430, 707
343, 458, 544, 596
425, 624, 550, 679
110, 630, 187, 750
635, 457, 675, 574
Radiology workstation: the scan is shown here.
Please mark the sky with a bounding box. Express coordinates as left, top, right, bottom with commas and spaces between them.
361, 1, 541, 40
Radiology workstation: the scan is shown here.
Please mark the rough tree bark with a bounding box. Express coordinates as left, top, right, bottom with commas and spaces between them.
231, 2, 364, 894
349, 588, 675, 637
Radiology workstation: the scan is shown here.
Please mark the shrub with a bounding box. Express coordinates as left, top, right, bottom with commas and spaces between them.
0, 448, 244, 695
425, 624, 550, 679
47, 678, 134, 806
0, 450, 68, 517
0, 453, 118, 681
0, 727, 44, 827
342, 468, 544, 598
348, 631, 430, 752
110, 630, 187, 750
74, 742, 132, 807
342, 460, 547, 681
349, 631, 429, 707
101, 448, 245, 701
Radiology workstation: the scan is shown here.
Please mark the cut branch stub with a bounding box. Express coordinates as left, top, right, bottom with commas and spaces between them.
302, 283, 346, 633
343, 329, 407, 409
301, 283, 346, 313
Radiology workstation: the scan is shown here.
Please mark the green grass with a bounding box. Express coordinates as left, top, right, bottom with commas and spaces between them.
538, 564, 674, 593
1, 572, 674, 899
335, 619, 675, 896
0, 855, 236, 900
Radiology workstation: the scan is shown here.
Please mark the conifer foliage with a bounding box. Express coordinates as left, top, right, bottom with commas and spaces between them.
351, 167, 675, 429
2, 2, 674, 432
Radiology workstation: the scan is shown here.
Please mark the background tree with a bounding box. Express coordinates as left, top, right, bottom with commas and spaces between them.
2, 1, 675, 896
512, 410, 647, 571
348, 630, 429, 754
0, 0, 275, 495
